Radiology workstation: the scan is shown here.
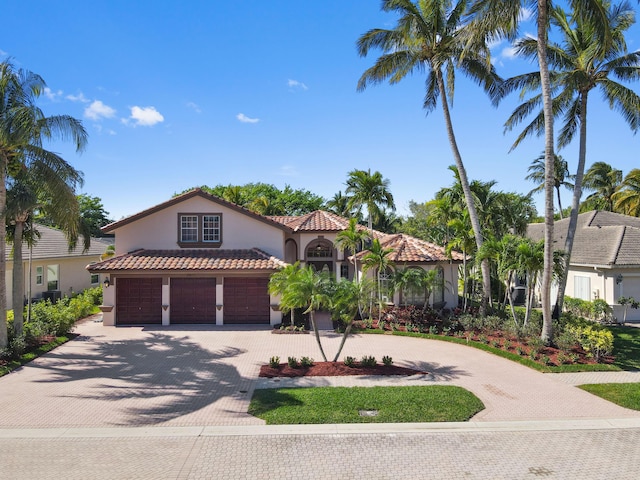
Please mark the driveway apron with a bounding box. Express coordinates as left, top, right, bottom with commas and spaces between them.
0, 317, 638, 429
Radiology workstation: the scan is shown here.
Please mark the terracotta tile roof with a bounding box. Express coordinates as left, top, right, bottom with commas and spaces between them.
102, 188, 292, 234
87, 248, 287, 272
527, 211, 640, 267
351, 233, 463, 264
274, 210, 353, 232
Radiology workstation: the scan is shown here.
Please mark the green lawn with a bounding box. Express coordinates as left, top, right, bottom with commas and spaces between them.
578, 383, 640, 411
608, 326, 640, 371
248, 385, 484, 424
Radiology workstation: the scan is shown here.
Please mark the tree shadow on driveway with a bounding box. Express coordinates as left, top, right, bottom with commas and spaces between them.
29, 332, 251, 426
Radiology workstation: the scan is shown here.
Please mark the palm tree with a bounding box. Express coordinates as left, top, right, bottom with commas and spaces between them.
491, 0, 636, 334
268, 262, 302, 328
326, 190, 361, 219
361, 238, 395, 320
0, 60, 87, 348
344, 168, 395, 233
357, 1, 500, 313
333, 218, 370, 282
582, 161, 624, 212
613, 168, 640, 216
277, 264, 332, 361
525, 154, 574, 219
446, 216, 475, 310
329, 278, 369, 361
393, 267, 439, 311
471, 0, 612, 343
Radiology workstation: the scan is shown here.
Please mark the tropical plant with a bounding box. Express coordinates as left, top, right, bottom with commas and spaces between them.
329, 278, 369, 361
326, 190, 361, 219
345, 168, 395, 233
525, 154, 574, 219
333, 217, 370, 283
268, 262, 302, 328
361, 238, 395, 319
500, 2, 640, 322
393, 267, 439, 312
356, 0, 502, 313
275, 264, 332, 361
613, 168, 640, 216
0, 60, 87, 348
618, 296, 639, 323
582, 161, 624, 212
446, 216, 474, 309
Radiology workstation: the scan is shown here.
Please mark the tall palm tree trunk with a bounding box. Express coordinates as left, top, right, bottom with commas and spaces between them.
436, 71, 491, 313
0, 164, 8, 349
11, 219, 26, 336
556, 187, 564, 219
309, 310, 328, 361
537, 0, 555, 344
555, 92, 589, 318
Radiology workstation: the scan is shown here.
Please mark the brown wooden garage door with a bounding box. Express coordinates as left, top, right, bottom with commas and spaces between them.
170, 278, 216, 324
223, 277, 270, 324
116, 278, 162, 325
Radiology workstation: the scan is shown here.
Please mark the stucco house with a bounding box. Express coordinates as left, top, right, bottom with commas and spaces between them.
5, 224, 113, 310
89, 188, 463, 326
528, 210, 640, 322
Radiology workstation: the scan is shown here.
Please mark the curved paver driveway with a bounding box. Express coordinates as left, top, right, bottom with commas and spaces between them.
0, 317, 638, 429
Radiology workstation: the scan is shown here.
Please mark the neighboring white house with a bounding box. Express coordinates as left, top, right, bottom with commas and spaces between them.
528, 211, 640, 322
89, 189, 463, 327
5, 224, 113, 310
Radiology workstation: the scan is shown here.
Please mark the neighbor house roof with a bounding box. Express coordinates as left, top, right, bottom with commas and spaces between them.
527, 210, 640, 267
6, 224, 111, 262
102, 188, 293, 234
87, 248, 287, 272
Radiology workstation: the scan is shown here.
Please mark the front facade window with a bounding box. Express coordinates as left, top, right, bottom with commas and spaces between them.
178, 213, 222, 246
47, 264, 59, 290
36, 266, 44, 285
203, 215, 221, 242
432, 267, 445, 305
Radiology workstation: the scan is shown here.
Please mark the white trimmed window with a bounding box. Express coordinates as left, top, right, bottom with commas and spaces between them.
36, 266, 44, 286
203, 215, 221, 242
180, 215, 199, 242
178, 213, 222, 246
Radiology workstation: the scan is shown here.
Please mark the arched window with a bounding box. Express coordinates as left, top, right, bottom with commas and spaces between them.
306, 241, 333, 259
401, 268, 428, 306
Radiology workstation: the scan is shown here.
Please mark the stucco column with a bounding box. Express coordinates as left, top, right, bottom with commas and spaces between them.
335, 261, 342, 282
100, 277, 115, 326
162, 278, 170, 326
216, 282, 224, 325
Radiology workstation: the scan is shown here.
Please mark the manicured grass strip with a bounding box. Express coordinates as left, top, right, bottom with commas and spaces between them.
249, 385, 484, 424
578, 383, 640, 411
607, 326, 640, 371
0, 336, 70, 377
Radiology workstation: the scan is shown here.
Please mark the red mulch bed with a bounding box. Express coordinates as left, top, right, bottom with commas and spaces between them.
259, 361, 428, 378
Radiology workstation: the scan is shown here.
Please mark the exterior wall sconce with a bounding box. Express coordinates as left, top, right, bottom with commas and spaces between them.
270, 304, 281, 311
216, 304, 223, 311
103, 278, 110, 288
616, 274, 624, 285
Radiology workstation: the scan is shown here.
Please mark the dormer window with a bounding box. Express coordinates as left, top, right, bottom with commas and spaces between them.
178, 213, 222, 247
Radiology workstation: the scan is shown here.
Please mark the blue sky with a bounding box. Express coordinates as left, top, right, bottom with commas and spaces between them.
2, 1, 639, 221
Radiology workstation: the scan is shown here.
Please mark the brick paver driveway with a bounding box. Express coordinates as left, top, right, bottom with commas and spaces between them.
1, 316, 638, 429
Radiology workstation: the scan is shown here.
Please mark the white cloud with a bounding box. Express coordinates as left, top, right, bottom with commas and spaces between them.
279, 165, 299, 177
519, 7, 533, 22
66, 92, 90, 103
43, 87, 63, 101
501, 46, 518, 60
287, 79, 308, 91
126, 106, 164, 127
186, 101, 201, 113
84, 100, 116, 120
236, 113, 260, 124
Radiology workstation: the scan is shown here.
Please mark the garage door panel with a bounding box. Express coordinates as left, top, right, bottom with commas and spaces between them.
170, 278, 216, 324
116, 278, 162, 325
223, 277, 270, 324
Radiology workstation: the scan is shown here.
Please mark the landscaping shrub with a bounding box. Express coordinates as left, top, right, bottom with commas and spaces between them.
343, 356, 356, 367
287, 357, 300, 368
269, 356, 280, 368
382, 355, 393, 366
360, 355, 377, 367
300, 356, 314, 367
